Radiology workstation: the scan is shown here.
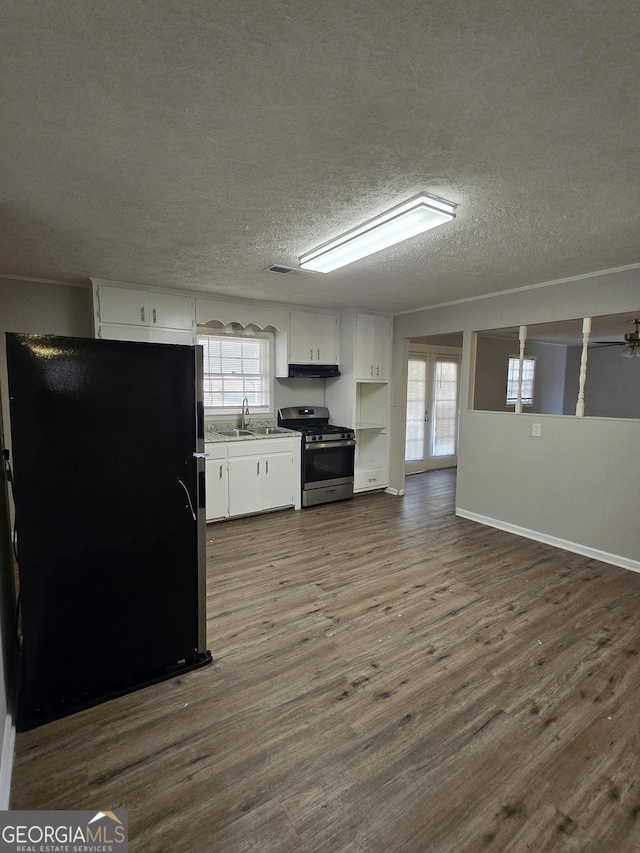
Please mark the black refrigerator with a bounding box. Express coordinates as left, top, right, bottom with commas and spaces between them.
5, 333, 211, 730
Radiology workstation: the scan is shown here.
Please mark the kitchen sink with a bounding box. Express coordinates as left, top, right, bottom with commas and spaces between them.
248, 426, 289, 435
218, 429, 254, 437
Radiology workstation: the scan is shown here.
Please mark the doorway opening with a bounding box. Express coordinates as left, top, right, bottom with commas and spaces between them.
404, 333, 463, 476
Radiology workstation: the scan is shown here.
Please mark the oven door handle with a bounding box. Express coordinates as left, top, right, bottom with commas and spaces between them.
305, 439, 356, 450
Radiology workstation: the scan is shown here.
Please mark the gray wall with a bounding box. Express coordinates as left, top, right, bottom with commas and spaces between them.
0, 279, 94, 437
563, 345, 582, 415
564, 344, 640, 419
391, 266, 640, 566
528, 341, 568, 416
474, 336, 568, 415
473, 337, 513, 412
0, 405, 16, 806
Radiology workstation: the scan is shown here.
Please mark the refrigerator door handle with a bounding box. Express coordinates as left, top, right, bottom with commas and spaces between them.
177, 478, 197, 520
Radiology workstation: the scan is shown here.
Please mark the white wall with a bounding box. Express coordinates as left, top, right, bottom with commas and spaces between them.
274, 377, 326, 410
391, 265, 640, 568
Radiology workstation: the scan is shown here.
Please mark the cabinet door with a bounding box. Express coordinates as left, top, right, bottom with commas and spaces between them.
98, 285, 148, 325
228, 456, 263, 516
205, 456, 228, 521
148, 327, 195, 345
98, 325, 194, 345
355, 314, 376, 379
373, 315, 392, 380
262, 452, 293, 510
314, 312, 338, 363
150, 293, 194, 330
356, 314, 391, 380
98, 324, 150, 343
289, 310, 338, 364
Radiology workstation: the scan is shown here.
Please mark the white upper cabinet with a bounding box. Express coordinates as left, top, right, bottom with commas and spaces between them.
96, 283, 194, 331
98, 285, 148, 326
150, 291, 194, 330
289, 310, 339, 364
355, 313, 392, 381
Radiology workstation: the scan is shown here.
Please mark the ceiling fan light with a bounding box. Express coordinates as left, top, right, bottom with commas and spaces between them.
299, 193, 456, 273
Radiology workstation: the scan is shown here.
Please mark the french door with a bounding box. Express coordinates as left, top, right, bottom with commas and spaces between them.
405, 353, 460, 474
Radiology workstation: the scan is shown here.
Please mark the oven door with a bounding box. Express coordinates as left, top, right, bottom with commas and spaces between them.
303, 439, 356, 490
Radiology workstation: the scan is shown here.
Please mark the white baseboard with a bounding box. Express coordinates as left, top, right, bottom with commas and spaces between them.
455, 508, 640, 575
385, 487, 404, 496
0, 706, 16, 810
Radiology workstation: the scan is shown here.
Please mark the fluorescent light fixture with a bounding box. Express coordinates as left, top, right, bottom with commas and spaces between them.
299, 193, 456, 273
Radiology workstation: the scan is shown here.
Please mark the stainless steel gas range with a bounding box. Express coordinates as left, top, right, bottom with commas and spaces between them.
278, 406, 356, 507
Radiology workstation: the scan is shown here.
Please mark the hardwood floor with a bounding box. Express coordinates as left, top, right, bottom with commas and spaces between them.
11, 469, 640, 852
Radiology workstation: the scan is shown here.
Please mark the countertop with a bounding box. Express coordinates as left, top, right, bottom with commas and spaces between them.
205, 424, 301, 443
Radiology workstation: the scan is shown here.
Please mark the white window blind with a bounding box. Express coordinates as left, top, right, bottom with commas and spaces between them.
432, 359, 458, 457
405, 357, 427, 462
198, 333, 270, 409
506, 356, 535, 406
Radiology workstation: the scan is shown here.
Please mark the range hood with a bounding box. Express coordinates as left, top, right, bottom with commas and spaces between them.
288, 363, 340, 379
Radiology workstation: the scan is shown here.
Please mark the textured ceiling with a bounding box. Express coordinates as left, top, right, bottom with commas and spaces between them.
1, 0, 640, 313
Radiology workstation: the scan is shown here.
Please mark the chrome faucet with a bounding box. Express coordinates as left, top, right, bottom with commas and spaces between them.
240, 396, 250, 429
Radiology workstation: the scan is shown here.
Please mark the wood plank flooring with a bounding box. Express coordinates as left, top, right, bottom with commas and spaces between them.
11, 469, 640, 852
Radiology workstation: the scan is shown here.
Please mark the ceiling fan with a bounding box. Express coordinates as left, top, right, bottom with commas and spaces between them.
590, 319, 640, 358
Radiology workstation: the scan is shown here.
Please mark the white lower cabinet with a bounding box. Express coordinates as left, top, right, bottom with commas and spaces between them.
228, 456, 265, 517
205, 444, 229, 521
211, 437, 297, 520
354, 466, 389, 492
261, 452, 296, 510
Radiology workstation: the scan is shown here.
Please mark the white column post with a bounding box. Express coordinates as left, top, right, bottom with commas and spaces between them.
515, 325, 527, 414
575, 316, 591, 417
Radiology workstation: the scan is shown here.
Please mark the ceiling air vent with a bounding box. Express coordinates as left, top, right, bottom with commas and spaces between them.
265, 264, 318, 276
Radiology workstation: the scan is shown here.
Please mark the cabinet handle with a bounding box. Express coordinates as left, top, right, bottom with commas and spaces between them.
370, 365, 374, 376
368, 477, 377, 482
376, 366, 379, 377
317, 348, 320, 360
257, 461, 260, 476
310, 348, 313, 360
141, 306, 145, 322
219, 464, 223, 480
266, 460, 269, 475
152, 307, 157, 324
